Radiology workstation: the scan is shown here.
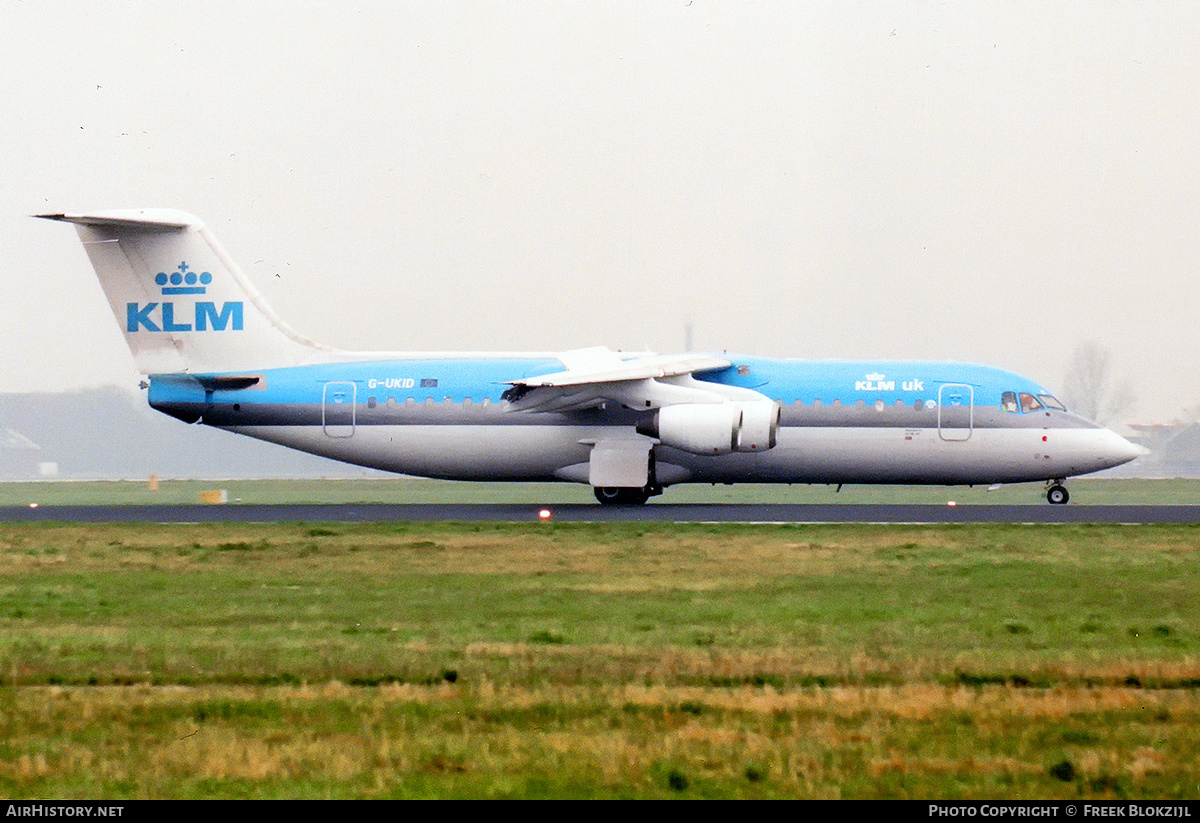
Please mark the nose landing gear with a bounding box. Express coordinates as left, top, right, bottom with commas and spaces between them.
1046, 481, 1069, 505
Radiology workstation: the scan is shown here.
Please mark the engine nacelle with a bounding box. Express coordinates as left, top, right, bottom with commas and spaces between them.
639, 403, 741, 455
735, 400, 780, 452
637, 400, 781, 456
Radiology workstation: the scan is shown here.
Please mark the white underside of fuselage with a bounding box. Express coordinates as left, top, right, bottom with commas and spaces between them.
223, 423, 1133, 486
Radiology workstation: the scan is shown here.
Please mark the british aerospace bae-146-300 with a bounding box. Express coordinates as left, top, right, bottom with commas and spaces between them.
40, 209, 1145, 505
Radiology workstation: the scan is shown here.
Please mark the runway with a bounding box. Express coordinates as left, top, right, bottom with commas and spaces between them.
4, 503, 1200, 524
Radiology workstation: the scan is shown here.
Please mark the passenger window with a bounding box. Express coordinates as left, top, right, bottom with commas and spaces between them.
1019, 393, 1043, 413
1001, 391, 1019, 413
1038, 394, 1066, 411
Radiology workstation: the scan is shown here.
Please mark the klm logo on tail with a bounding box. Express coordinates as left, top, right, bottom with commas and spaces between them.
126, 262, 243, 333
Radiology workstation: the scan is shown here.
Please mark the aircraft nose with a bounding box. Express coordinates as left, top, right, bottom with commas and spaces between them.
1099, 429, 1149, 468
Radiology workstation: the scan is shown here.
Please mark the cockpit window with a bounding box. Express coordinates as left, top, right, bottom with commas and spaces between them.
1018, 393, 1043, 413
1038, 394, 1066, 411
1001, 391, 1019, 413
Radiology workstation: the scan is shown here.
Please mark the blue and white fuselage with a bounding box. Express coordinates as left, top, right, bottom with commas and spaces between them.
41, 209, 1144, 504
146, 356, 1137, 490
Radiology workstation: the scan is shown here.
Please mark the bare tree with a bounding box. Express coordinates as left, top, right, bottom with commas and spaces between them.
1059, 341, 1136, 425
1176, 403, 1200, 426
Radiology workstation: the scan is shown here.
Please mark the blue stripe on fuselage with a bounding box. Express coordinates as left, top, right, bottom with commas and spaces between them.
147, 355, 1055, 412
149, 357, 564, 408
697, 357, 1053, 407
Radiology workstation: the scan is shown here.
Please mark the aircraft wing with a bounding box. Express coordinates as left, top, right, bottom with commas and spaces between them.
502, 348, 736, 413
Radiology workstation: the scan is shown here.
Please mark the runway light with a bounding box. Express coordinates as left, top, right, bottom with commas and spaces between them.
29, 503, 38, 509
538, 509, 552, 521
947, 501, 957, 507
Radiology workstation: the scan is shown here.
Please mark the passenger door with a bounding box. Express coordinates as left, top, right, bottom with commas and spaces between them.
937, 383, 973, 442
322, 381, 356, 438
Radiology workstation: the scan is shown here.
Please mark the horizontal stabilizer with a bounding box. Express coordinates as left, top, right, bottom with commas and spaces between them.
36, 210, 195, 231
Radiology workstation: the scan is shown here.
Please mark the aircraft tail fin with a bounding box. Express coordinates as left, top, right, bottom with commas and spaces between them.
38, 209, 333, 375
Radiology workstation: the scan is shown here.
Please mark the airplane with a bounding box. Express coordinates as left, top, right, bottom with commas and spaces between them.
38, 209, 1145, 505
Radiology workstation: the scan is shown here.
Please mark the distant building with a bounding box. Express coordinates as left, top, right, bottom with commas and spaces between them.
1126, 423, 1200, 478
0, 388, 387, 480
1, 425, 42, 479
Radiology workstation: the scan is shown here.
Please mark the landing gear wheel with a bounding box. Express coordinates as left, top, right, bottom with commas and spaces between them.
1046, 484, 1069, 505
594, 486, 651, 506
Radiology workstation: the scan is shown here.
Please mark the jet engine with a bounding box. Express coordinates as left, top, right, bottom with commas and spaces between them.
735, 400, 781, 452
637, 403, 739, 455
637, 400, 780, 456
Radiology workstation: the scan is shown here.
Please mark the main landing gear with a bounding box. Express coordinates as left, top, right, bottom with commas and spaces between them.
1046, 481, 1070, 505
593, 485, 661, 506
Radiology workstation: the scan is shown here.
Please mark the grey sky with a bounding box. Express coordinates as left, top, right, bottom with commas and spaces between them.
3, 1, 1198, 424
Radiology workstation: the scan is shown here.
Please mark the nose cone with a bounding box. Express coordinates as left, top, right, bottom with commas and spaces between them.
1097, 429, 1149, 470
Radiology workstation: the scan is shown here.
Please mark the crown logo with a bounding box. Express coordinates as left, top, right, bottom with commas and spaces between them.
155, 262, 212, 295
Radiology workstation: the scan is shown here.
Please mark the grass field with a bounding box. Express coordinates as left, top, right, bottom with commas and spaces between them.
1, 518, 1198, 798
